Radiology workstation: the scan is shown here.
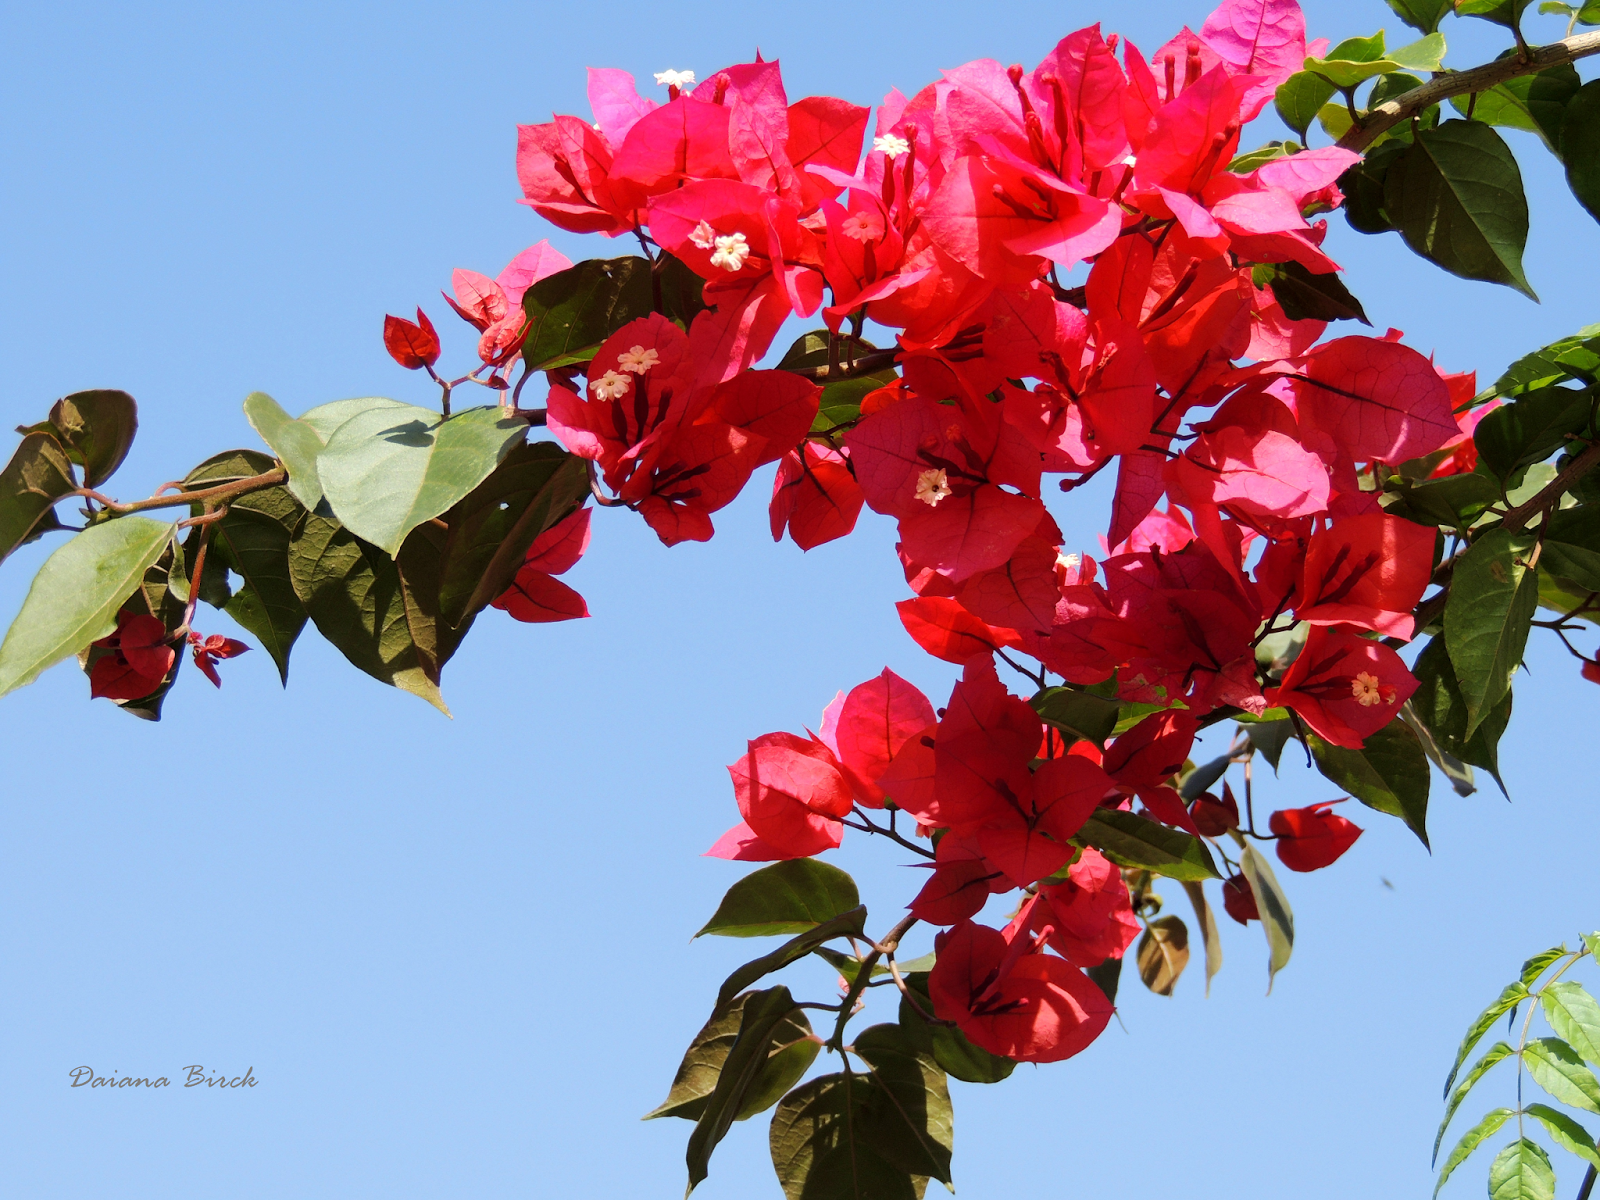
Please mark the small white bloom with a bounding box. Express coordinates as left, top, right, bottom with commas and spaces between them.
1351, 671, 1386, 707
617, 345, 660, 374
840, 211, 885, 242
689, 219, 717, 250
590, 369, 632, 401
710, 231, 751, 272
1056, 551, 1082, 571
874, 133, 911, 158
655, 68, 696, 89
914, 467, 952, 507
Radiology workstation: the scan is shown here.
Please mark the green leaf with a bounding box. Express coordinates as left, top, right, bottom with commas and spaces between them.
777, 330, 879, 373
1251, 261, 1370, 324
1183, 880, 1224, 996
287, 510, 447, 712
1380, 464, 1502, 531
1388, 0, 1455, 33
1246, 718, 1295, 771
685, 986, 809, 1195
243, 391, 330, 511
1136, 913, 1190, 996
0, 516, 174, 697
296, 396, 413, 441
1304, 32, 1446, 88
1585, 932, 1600, 959
1240, 843, 1294, 992
851, 1024, 955, 1185
1487, 1137, 1555, 1200
1524, 1037, 1600, 1113
1276, 71, 1339, 139
1474, 387, 1594, 482
1409, 637, 1511, 787
0, 430, 77, 563
1445, 528, 1540, 736
316, 404, 527, 556
715, 906, 868, 1012
654, 251, 709, 328
1542, 983, 1600, 1065
697, 860, 862, 938
521, 256, 653, 370
429, 440, 587, 629
1523, 946, 1571, 988
1565, 81, 1600, 228
1179, 753, 1231, 800
1444, 982, 1531, 1098
812, 375, 893, 435
1448, 65, 1580, 156
1086, 953, 1123, 1005
1341, 138, 1411, 234
897, 971, 1016, 1084
1583, 0, 1600, 23
1480, 325, 1600, 401
1384, 120, 1536, 299
1032, 686, 1121, 748
1308, 721, 1430, 848
1228, 139, 1300, 173
1457, 0, 1536, 30
1525, 1105, 1600, 1170
1435, 1108, 1515, 1196
646, 988, 818, 1123
813, 946, 888, 989
1076, 808, 1220, 880
1435, 1042, 1516, 1163
768, 1073, 923, 1200
47, 389, 137, 488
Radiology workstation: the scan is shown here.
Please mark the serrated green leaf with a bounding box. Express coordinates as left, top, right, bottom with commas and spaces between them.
1445, 982, 1531, 1098
1525, 1037, 1600, 1113
317, 404, 526, 556
1435, 1108, 1516, 1196
697, 860, 862, 938
1543, 983, 1600, 1065
1436, 1042, 1516, 1164
0, 516, 174, 697
715, 907, 868, 1012
1523, 947, 1571, 988
1385, 120, 1536, 299
243, 391, 329, 511
1076, 808, 1220, 880
1525, 1105, 1600, 1170
521, 256, 653, 370
1487, 1137, 1555, 1200
1445, 528, 1540, 737
1240, 843, 1294, 992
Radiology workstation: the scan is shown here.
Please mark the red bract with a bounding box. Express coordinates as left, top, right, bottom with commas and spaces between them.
928, 914, 1113, 1062
769, 444, 864, 550
1264, 625, 1417, 748
188, 632, 249, 688
896, 597, 1022, 664
1294, 512, 1434, 639
1269, 799, 1362, 871
909, 838, 1008, 925
1031, 848, 1140, 967
383, 308, 440, 370
89, 611, 174, 701
1190, 784, 1239, 836
493, 508, 593, 624
1584, 660, 1600, 685
818, 668, 936, 807
1283, 335, 1458, 465
717, 731, 853, 860
1221, 872, 1259, 923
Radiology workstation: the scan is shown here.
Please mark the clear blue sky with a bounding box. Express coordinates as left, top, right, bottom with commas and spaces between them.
2, 2, 1598, 1196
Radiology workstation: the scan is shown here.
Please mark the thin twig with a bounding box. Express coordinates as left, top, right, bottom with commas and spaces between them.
70, 468, 287, 517
828, 913, 919, 1051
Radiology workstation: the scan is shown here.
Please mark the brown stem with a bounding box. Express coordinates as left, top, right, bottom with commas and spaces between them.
828, 913, 919, 1051
72, 468, 287, 518
787, 347, 900, 382
1502, 438, 1600, 533
1338, 30, 1600, 153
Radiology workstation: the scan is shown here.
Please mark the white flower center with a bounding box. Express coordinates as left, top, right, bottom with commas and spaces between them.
689, 220, 717, 250
914, 468, 952, 507
654, 68, 696, 89
590, 370, 632, 401
874, 133, 911, 158
617, 345, 660, 374
710, 231, 751, 272
1350, 671, 1386, 707
1056, 552, 1082, 571
841, 211, 885, 242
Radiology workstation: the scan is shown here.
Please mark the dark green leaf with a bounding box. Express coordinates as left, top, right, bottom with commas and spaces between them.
1032, 686, 1120, 748
1524, 1105, 1600, 1170
1076, 808, 1219, 880
1341, 138, 1410, 234
1445, 528, 1540, 736
521, 256, 653, 370
1524, 1037, 1600, 1112
1308, 721, 1430, 848
697, 860, 862, 938
1435, 1042, 1515, 1164
1457, 0, 1536, 29
1542, 982, 1600, 1065
1448, 64, 1581, 156
432, 441, 588, 629
897, 971, 1016, 1084
0, 516, 175, 696
1523, 946, 1571, 988
1409, 637, 1512, 787
1474, 386, 1594, 481
1085, 954, 1122, 1005
851, 1024, 954, 1185
317, 403, 527, 556
1384, 120, 1536, 298
1480, 325, 1600, 401
243, 391, 329, 510
1444, 981, 1530, 1098
287, 510, 447, 712
777, 330, 879, 373
646, 989, 818, 1123
715, 907, 868, 1012
1245, 718, 1295, 771
48, 390, 137, 488
1179, 754, 1231, 800
768, 1073, 922, 1200
1487, 1137, 1555, 1200
654, 251, 709, 328
686, 986, 808, 1194
1275, 71, 1338, 139
1540, 501, 1600, 595
1380, 464, 1501, 530
1434, 1108, 1515, 1197
0, 431, 77, 563
1240, 844, 1294, 992
1252, 261, 1370, 324
812, 375, 894, 435
1387, 0, 1454, 33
